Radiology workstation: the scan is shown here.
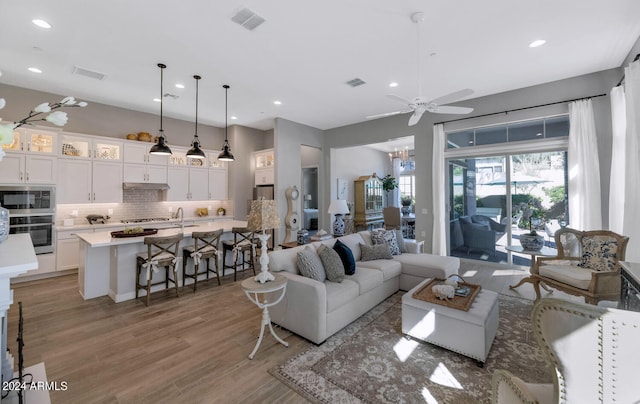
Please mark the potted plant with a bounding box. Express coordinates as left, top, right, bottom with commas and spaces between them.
400, 195, 413, 216
519, 205, 545, 251
381, 174, 398, 207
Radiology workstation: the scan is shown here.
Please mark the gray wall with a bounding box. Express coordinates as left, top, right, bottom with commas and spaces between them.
331, 146, 390, 205
325, 67, 622, 252
274, 118, 325, 243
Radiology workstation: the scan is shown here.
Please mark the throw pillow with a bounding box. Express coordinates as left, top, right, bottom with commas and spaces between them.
333, 239, 356, 275
577, 237, 619, 271
371, 228, 401, 255
296, 246, 326, 282
317, 244, 345, 282
360, 243, 393, 261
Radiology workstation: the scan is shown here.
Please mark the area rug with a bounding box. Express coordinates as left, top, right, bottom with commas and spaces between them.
270, 293, 552, 403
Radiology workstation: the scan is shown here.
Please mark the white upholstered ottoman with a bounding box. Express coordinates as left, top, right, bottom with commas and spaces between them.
401, 278, 499, 365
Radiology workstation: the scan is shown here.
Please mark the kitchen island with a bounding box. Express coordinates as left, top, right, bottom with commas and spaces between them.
77, 220, 248, 302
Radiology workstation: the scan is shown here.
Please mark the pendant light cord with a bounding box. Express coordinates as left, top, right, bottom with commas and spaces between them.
194, 75, 200, 138
158, 63, 166, 135
224, 84, 229, 141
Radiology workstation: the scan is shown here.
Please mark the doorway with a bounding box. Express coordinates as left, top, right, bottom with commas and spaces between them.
301, 145, 322, 235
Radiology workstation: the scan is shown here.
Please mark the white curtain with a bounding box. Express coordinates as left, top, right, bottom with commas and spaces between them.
608, 86, 626, 234
621, 60, 640, 261
432, 124, 447, 255
568, 99, 602, 230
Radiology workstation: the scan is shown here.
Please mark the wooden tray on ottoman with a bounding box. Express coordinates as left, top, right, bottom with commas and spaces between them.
412, 277, 481, 311
111, 229, 158, 238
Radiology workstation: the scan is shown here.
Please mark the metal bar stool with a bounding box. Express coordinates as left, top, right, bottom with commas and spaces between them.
222, 227, 256, 281
135, 233, 183, 306
182, 229, 223, 291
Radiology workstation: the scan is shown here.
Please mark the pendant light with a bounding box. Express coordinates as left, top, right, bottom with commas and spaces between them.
149, 63, 172, 156
186, 75, 205, 159
217, 84, 235, 162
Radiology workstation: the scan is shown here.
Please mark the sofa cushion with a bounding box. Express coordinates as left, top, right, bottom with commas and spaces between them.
577, 237, 619, 271
347, 267, 384, 295
318, 244, 345, 283
394, 229, 406, 253
337, 233, 366, 261
325, 279, 359, 313
358, 230, 373, 246
357, 259, 402, 281
371, 228, 401, 255
393, 253, 459, 280
334, 239, 356, 275
360, 243, 393, 261
296, 246, 326, 282
539, 264, 594, 290
268, 246, 305, 274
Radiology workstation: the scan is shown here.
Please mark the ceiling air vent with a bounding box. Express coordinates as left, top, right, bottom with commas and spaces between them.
346, 78, 366, 87
231, 7, 266, 31
72, 66, 107, 81
163, 93, 179, 100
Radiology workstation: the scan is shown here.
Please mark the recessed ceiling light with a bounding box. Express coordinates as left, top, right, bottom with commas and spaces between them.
389, 82, 399, 88
28, 67, 42, 74
32, 19, 51, 29
175, 83, 184, 89
153, 98, 161, 103
529, 39, 546, 48
273, 100, 282, 105
231, 116, 238, 120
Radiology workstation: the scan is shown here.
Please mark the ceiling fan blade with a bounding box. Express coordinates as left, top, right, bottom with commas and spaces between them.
386, 94, 414, 105
428, 88, 474, 106
366, 110, 412, 119
407, 111, 424, 126
429, 105, 474, 115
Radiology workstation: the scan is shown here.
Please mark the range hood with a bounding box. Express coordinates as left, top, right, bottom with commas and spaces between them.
122, 182, 170, 190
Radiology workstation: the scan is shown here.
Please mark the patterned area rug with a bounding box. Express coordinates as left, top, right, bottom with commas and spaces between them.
270, 293, 552, 403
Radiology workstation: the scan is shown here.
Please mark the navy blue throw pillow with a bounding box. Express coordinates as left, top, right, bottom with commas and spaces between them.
333, 239, 356, 275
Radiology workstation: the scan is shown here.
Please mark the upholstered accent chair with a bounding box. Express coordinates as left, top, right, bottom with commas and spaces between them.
458, 215, 507, 256
531, 228, 629, 304
383, 207, 401, 230
492, 298, 640, 404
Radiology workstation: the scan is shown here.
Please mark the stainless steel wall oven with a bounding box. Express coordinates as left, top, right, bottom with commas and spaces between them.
0, 186, 55, 254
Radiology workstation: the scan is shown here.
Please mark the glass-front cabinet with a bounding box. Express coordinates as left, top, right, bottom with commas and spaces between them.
354, 173, 384, 230
59, 132, 122, 160
2, 127, 57, 154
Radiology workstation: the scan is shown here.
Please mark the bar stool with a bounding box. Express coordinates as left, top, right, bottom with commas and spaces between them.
135, 233, 183, 306
182, 229, 223, 292
222, 227, 256, 281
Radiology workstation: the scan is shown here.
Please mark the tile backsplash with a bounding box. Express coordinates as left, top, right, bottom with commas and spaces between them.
56, 196, 234, 226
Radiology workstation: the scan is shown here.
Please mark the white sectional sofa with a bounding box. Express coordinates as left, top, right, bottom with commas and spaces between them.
267, 231, 460, 344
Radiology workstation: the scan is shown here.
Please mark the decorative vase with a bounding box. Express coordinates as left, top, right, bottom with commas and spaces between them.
0, 204, 9, 244
401, 206, 411, 216
520, 233, 544, 251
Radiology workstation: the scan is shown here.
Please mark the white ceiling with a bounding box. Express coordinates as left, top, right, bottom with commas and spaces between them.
1, 1, 639, 132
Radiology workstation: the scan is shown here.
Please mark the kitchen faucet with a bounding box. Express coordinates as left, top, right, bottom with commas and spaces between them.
174, 207, 184, 230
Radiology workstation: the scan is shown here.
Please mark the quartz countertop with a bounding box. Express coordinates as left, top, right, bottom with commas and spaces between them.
57, 216, 234, 232
76, 219, 248, 247
0, 234, 38, 275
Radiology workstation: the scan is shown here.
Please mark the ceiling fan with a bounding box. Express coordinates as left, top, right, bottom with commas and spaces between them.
367, 12, 474, 126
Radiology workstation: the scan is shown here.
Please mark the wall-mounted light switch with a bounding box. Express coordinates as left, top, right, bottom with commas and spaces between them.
421, 208, 428, 215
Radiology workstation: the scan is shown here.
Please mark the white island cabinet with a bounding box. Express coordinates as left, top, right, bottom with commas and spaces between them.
76, 220, 246, 302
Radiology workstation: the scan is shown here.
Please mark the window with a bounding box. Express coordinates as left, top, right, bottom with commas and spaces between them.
399, 174, 415, 211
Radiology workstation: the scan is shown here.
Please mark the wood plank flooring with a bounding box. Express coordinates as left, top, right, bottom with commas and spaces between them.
6, 259, 582, 403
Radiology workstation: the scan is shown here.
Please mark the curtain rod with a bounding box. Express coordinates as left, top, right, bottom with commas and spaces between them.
434, 93, 607, 126
616, 53, 640, 87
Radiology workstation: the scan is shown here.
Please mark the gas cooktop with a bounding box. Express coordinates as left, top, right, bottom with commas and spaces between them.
120, 217, 170, 224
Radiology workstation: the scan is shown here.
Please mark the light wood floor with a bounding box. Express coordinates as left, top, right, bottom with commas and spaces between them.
6, 259, 580, 404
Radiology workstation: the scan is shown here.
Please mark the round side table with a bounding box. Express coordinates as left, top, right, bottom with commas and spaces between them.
241, 274, 288, 359
506, 245, 557, 291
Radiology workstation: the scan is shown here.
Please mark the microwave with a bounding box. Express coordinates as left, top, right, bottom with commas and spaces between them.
0, 186, 55, 214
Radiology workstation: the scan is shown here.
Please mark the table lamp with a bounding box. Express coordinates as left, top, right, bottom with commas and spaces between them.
328, 199, 350, 237
247, 199, 281, 283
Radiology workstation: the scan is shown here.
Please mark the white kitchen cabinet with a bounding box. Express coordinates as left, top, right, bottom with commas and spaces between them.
189, 168, 209, 201
59, 132, 122, 161
167, 166, 189, 201
254, 148, 274, 186
58, 159, 122, 203
56, 230, 81, 271
123, 142, 168, 165
209, 168, 228, 200
123, 163, 167, 183
0, 153, 57, 184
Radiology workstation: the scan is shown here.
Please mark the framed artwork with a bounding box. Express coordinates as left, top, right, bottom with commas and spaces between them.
337, 178, 347, 200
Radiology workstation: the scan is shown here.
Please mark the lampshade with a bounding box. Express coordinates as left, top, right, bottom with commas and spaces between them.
217, 84, 235, 162
150, 63, 172, 156
186, 74, 206, 160
328, 199, 349, 215
247, 199, 280, 231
